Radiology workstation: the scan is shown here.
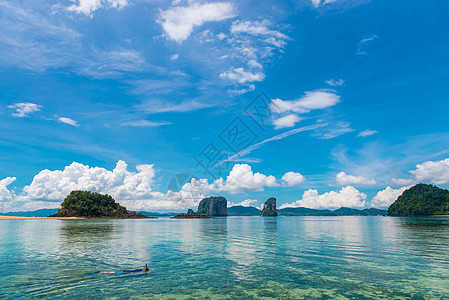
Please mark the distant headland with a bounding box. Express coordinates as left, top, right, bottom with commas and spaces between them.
3, 183, 448, 219
388, 184, 449, 216
48, 190, 154, 219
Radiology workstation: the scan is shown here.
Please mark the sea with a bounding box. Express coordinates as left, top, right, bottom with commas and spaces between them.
0, 216, 448, 299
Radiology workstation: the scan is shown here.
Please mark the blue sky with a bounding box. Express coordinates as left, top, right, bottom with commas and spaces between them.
1, 0, 449, 212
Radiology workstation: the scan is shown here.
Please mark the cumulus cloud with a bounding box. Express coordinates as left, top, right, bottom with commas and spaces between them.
213, 164, 279, 194
371, 186, 410, 208
270, 90, 340, 130
325, 78, 344, 86
219, 67, 265, 84
219, 19, 288, 94
0, 177, 17, 202
271, 90, 340, 114
336, 171, 376, 186
280, 186, 367, 210
391, 158, 449, 186
228, 199, 259, 207
20, 161, 159, 201
357, 129, 377, 137
158, 2, 235, 42
273, 114, 303, 129
58, 117, 80, 127
67, 0, 128, 16
8, 103, 41, 117
281, 172, 305, 187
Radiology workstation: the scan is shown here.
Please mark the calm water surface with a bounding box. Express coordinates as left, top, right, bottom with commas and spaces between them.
0, 216, 448, 299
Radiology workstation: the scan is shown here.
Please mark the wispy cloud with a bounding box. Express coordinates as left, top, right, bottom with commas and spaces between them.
357, 129, 377, 137
137, 99, 215, 114
357, 34, 378, 55
121, 120, 171, 127
326, 78, 345, 86
218, 123, 326, 165
58, 117, 80, 127
8, 102, 41, 118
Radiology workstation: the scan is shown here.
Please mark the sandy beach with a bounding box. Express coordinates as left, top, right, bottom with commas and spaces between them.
0, 216, 84, 220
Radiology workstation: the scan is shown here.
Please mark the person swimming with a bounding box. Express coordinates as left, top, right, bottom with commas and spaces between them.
84, 264, 149, 275
142, 264, 149, 272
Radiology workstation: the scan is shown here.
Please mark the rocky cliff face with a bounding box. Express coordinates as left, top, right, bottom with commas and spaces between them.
261, 197, 277, 216
196, 196, 227, 216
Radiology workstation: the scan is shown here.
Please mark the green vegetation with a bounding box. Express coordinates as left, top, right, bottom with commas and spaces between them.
261, 197, 277, 216
196, 196, 227, 216
388, 184, 449, 216
50, 190, 149, 218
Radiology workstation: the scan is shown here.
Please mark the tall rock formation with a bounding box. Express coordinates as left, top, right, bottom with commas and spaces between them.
261, 197, 277, 216
196, 196, 227, 216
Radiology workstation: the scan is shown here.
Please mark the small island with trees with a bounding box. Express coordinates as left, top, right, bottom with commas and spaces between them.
49, 190, 154, 219
388, 183, 449, 216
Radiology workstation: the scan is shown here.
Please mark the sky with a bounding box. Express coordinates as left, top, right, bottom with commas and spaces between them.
0, 0, 449, 212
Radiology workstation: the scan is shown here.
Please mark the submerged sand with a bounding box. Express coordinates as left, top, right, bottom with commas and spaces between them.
0, 216, 84, 220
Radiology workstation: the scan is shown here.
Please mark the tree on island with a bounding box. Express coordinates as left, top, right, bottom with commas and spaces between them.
388, 184, 449, 216
49, 190, 150, 218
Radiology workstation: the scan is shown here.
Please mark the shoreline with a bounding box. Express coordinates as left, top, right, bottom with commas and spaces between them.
0, 216, 85, 220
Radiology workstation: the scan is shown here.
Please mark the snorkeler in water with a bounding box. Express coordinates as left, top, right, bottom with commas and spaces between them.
84, 264, 149, 275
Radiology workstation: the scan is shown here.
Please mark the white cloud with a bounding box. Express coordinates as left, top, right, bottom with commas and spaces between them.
170, 54, 179, 61
371, 186, 410, 208
273, 114, 303, 129
121, 120, 171, 127
67, 0, 128, 16
58, 117, 80, 127
8, 103, 41, 118
228, 199, 259, 207
325, 78, 344, 86
0, 177, 16, 202
410, 158, 449, 185
281, 172, 305, 187
391, 158, 449, 186
280, 186, 367, 210
213, 164, 279, 194
158, 2, 235, 42
311, 0, 340, 8
357, 129, 378, 137
357, 34, 378, 55
271, 90, 340, 114
231, 20, 288, 39
20, 161, 158, 201
336, 171, 376, 186
390, 178, 416, 186
219, 67, 265, 84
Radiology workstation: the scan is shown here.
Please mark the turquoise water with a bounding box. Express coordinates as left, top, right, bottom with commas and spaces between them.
0, 217, 449, 299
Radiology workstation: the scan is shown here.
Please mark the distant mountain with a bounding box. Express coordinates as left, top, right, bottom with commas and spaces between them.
278, 207, 387, 216
137, 211, 180, 217
227, 206, 261, 216
278, 207, 337, 216
1, 206, 387, 218
1, 209, 58, 217
388, 184, 449, 216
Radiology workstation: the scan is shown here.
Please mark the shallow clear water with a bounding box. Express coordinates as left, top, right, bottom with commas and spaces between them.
0, 216, 448, 299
